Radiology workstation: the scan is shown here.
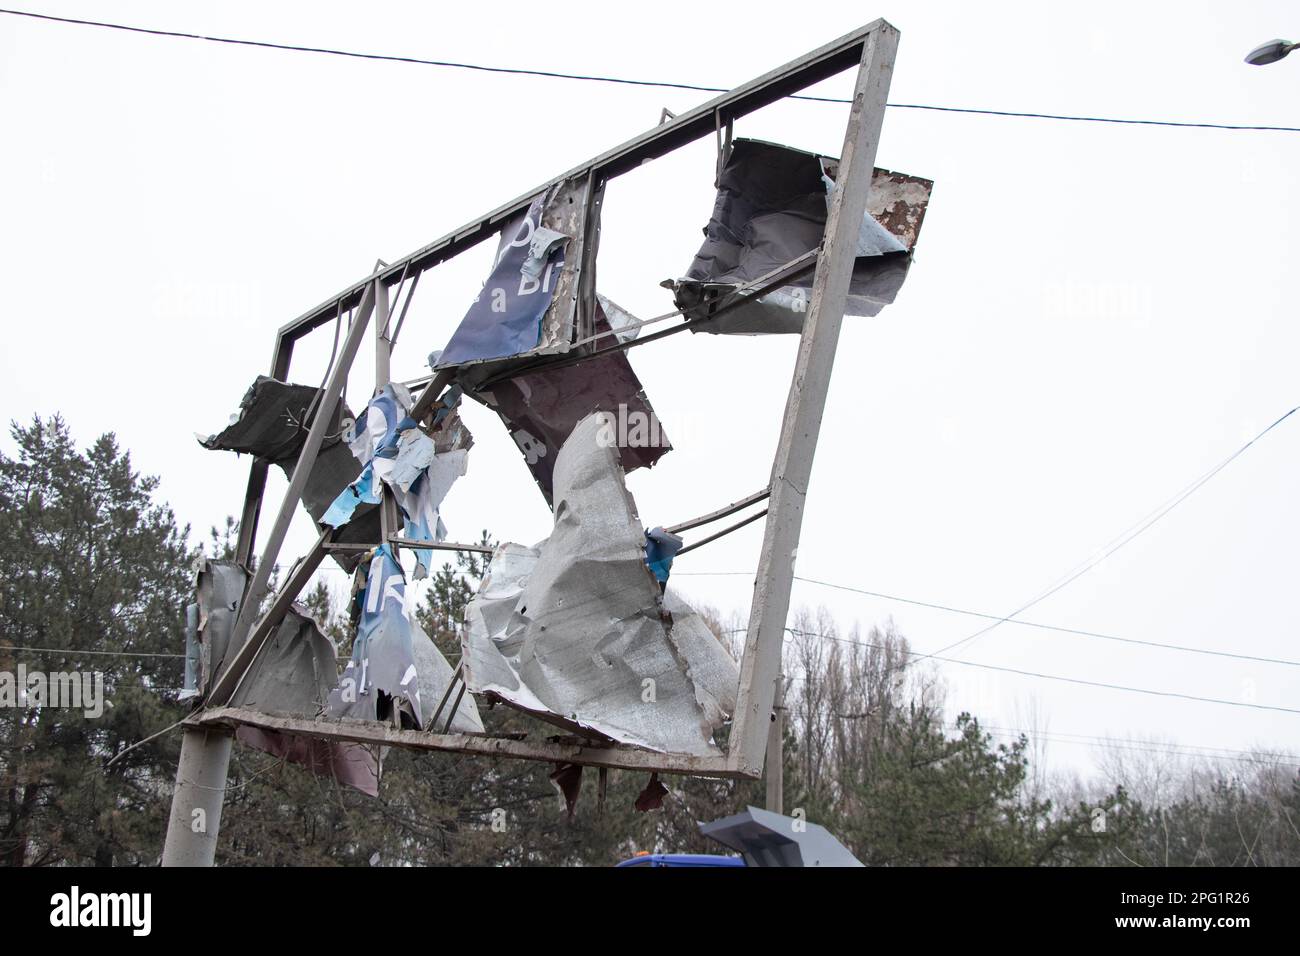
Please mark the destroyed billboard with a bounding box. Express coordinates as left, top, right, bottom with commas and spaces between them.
190, 119, 928, 783
434, 137, 927, 754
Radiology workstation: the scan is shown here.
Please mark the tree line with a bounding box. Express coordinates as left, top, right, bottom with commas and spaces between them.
1, 416, 1296, 866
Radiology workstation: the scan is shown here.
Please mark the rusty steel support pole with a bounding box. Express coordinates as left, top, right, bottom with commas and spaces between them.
728, 23, 899, 777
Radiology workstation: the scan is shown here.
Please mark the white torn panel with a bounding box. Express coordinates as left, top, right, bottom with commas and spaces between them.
461, 413, 738, 756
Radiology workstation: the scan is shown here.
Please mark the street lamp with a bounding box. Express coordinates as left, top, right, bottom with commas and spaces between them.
1245, 39, 1297, 66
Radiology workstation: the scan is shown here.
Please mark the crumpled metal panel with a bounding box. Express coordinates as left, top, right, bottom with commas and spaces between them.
187, 559, 380, 794
461, 413, 738, 756
191, 559, 248, 696
229, 602, 382, 795
668, 138, 932, 335
474, 301, 671, 505
227, 604, 337, 715
328, 544, 482, 734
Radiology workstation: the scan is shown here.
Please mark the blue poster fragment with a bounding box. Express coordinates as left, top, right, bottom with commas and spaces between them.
326, 544, 482, 734
644, 526, 684, 585
436, 195, 568, 367
327, 544, 422, 725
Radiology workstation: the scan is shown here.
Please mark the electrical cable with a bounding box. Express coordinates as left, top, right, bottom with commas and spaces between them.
4, 7, 1298, 133
783, 627, 1300, 715
932, 405, 1300, 659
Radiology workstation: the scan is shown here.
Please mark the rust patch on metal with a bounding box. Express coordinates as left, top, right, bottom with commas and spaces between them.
867, 168, 933, 251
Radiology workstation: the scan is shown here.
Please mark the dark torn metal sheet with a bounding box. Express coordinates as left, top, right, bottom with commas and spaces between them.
200, 376, 359, 519
461, 413, 738, 756
473, 302, 671, 505
549, 763, 583, 819
634, 773, 669, 812
235, 726, 381, 797
668, 138, 932, 335
199, 376, 378, 570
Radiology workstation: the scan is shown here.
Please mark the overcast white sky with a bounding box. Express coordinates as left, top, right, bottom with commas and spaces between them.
2, 0, 1297, 780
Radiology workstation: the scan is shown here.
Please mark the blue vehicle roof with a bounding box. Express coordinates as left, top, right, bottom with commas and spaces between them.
616, 853, 745, 868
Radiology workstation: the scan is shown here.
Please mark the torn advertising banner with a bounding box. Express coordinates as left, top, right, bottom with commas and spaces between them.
644, 526, 684, 587
327, 544, 482, 734
429, 175, 672, 506
473, 300, 671, 506
666, 138, 933, 334
322, 383, 471, 578
321, 383, 415, 528
434, 175, 587, 374
461, 413, 737, 756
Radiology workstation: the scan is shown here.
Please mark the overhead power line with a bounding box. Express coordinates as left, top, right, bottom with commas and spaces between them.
3, 7, 1299, 133
977, 726, 1294, 767
0, 643, 184, 659
785, 628, 1300, 715
787, 575, 1300, 667
679, 571, 1300, 668
933, 404, 1300, 659
976, 724, 1296, 764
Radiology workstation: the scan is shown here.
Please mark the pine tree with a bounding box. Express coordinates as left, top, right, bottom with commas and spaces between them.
0, 416, 195, 865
